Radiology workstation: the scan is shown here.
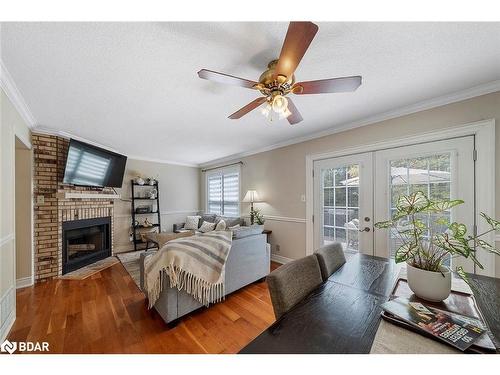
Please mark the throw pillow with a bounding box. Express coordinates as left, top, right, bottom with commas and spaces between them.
199, 221, 216, 233
185, 215, 201, 230
215, 219, 226, 231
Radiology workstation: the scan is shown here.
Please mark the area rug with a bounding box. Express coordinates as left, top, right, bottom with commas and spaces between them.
116, 251, 145, 288
60, 256, 119, 280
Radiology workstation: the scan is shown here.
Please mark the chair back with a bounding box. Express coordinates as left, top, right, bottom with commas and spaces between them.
266, 255, 323, 319
314, 243, 346, 281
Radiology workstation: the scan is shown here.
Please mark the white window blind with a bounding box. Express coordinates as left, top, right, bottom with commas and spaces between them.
206, 167, 240, 216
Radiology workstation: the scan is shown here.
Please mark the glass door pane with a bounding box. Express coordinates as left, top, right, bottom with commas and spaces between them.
314, 153, 373, 255
322, 165, 360, 251
388, 153, 452, 259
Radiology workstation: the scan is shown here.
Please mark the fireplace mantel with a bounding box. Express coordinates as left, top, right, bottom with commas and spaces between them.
56, 192, 121, 200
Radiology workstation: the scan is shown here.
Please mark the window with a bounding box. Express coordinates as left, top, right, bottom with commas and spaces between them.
206, 166, 240, 217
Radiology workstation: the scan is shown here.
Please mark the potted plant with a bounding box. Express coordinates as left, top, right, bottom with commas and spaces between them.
250, 208, 265, 226
375, 191, 500, 302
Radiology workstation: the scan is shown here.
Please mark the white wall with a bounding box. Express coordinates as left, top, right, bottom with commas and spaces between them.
0, 87, 31, 341
113, 158, 200, 253
201, 91, 500, 276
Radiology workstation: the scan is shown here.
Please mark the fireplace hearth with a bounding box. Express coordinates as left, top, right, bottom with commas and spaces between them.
62, 216, 111, 274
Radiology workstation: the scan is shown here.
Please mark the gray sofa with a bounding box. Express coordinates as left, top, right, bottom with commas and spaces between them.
172, 213, 245, 233
139, 232, 270, 325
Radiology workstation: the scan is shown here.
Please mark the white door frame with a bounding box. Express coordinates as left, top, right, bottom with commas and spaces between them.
305, 119, 495, 277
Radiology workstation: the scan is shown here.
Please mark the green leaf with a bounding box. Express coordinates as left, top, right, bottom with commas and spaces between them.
455, 266, 473, 288
449, 222, 467, 238
435, 217, 450, 226
426, 199, 464, 212
434, 233, 472, 257
374, 220, 393, 229
480, 212, 500, 230
394, 242, 418, 263
397, 191, 429, 214
477, 239, 500, 256
392, 210, 409, 221
468, 252, 485, 270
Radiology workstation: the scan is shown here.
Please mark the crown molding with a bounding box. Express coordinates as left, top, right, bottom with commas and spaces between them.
33, 126, 121, 153
125, 155, 199, 168
33, 126, 200, 168
0, 59, 37, 128
199, 80, 500, 167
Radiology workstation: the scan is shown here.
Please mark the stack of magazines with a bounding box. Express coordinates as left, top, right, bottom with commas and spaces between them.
381, 297, 487, 351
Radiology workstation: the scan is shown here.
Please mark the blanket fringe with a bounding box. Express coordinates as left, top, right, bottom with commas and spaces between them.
147, 264, 225, 308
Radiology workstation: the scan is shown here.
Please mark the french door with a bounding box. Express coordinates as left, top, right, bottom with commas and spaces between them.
313, 136, 475, 272
313, 153, 373, 254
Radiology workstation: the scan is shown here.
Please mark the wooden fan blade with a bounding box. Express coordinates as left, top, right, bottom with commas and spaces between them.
294, 76, 362, 95
286, 98, 303, 125
198, 69, 258, 89
228, 97, 267, 119
275, 22, 319, 80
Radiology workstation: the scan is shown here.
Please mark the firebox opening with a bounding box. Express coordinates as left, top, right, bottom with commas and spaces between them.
62, 216, 111, 274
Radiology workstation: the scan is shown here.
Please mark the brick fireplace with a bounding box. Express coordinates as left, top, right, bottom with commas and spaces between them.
33, 134, 116, 282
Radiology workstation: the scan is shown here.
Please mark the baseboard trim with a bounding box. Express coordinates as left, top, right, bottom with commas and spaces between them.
16, 276, 34, 289
271, 254, 294, 264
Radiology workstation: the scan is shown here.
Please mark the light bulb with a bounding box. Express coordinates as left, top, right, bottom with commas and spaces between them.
260, 103, 271, 117
279, 108, 292, 120
272, 95, 288, 113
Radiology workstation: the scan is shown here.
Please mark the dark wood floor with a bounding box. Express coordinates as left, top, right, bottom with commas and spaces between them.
8, 262, 280, 353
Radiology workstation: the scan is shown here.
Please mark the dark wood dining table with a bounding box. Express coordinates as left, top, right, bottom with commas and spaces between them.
239, 253, 500, 354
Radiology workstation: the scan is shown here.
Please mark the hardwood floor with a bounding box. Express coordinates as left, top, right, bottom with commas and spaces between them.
8, 262, 280, 354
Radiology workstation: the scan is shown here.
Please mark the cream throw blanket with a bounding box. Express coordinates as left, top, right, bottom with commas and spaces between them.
144, 230, 233, 308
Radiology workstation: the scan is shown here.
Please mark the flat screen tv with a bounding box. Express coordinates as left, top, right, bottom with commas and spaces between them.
63, 139, 127, 188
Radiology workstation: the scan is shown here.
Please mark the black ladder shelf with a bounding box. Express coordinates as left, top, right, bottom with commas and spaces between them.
131, 180, 161, 251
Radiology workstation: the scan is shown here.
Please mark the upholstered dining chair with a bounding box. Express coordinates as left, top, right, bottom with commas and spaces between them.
266, 255, 323, 320
314, 243, 346, 281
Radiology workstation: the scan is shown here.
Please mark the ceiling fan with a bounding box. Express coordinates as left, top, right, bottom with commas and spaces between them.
197, 22, 362, 125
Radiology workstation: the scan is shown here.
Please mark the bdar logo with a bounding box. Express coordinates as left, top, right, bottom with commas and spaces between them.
1, 339, 17, 354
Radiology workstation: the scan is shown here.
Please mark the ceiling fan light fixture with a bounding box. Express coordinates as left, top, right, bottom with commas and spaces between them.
271, 94, 288, 114
279, 108, 292, 119
261, 103, 272, 117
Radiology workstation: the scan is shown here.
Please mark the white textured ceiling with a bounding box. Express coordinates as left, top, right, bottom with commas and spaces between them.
2, 22, 500, 165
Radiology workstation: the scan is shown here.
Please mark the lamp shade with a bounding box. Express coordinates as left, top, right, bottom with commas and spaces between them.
242, 190, 261, 203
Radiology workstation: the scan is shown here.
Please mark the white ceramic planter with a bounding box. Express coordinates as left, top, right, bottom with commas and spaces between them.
406, 262, 451, 302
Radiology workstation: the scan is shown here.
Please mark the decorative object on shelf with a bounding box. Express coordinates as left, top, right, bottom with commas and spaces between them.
136, 205, 152, 214
148, 188, 157, 199
134, 176, 145, 185
147, 176, 158, 186
243, 189, 264, 225
375, 191, 500, 302
143, 218, 153, 227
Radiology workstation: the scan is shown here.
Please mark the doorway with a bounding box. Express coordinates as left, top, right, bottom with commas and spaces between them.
15, 137, 33, 288
313, 136, 476, 271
